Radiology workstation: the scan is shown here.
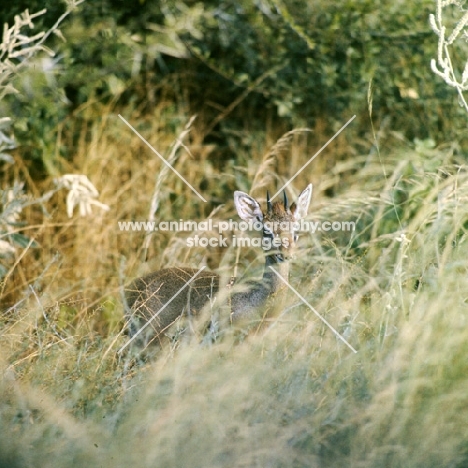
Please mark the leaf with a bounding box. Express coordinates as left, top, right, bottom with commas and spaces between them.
0, 263, 9, 278
10, 233, 39, 248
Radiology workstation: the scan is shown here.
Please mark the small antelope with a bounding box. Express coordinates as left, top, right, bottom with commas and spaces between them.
125, 184, 312, 346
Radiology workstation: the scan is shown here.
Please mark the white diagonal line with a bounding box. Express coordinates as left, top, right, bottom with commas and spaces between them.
271, 115, 356, 200
118, 114, 207, 202
269, 266, 357, 353
118, 266, 207, 353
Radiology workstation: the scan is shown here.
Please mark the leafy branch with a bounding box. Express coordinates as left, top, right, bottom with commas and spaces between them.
430, 0, 468, 113
0, 1, 84, 101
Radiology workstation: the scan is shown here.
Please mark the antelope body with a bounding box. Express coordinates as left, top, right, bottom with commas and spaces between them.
125, 184, 312, 346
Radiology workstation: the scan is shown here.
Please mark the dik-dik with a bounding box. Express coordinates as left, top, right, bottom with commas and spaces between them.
125, 184, 312, 346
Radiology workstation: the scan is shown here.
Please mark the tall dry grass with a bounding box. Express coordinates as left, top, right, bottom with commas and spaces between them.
1, 102, 468, 467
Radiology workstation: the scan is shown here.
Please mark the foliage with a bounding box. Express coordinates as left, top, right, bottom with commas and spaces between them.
2, 1, 468, 466
0, 2, 83, 174
0, 2, 107, 282
3, 0, 467, 177
0, 142, 468, 468
178, 0, 463, 139
2, 132, 468, 466
430, 0, 468, 114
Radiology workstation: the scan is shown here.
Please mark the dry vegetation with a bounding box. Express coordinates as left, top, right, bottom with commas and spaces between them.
1, 94, 468, 467
2, 1, 468, 464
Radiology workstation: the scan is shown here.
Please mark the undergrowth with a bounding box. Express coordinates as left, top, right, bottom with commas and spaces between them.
1, 103, 468, 467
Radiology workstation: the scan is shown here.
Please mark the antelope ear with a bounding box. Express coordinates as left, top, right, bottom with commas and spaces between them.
234, 191, 263, 222
290, 184, 312, 221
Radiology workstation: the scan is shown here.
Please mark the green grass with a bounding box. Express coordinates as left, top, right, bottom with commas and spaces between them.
1, 105, 468, 467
